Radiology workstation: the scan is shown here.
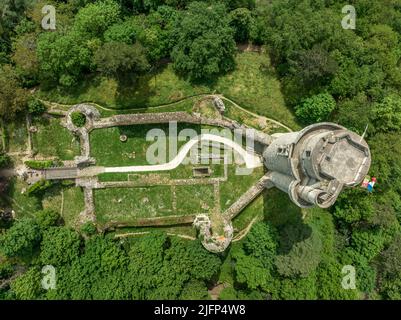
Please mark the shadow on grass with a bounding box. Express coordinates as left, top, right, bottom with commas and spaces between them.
262, 187, 312, 255
5, 178, 42, 218
40, 74, 102, 100
115, 72, 152, 109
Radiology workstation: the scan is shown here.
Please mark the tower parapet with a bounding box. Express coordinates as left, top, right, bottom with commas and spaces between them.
263, 123, 371, 208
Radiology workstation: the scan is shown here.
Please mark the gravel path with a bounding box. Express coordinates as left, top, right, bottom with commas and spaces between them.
104, 133, 263, 173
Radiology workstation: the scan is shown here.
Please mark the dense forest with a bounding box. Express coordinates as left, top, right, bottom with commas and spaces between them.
1, 0, 401, 300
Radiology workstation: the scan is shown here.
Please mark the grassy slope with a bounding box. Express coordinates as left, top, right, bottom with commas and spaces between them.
4, 117, 28, 153
32, 117, 80, 160
214, 53, 299, 129
38, 52, 299, 129
6, 179, 41, 218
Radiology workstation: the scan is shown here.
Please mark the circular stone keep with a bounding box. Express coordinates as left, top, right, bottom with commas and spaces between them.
263, 122, 371, 209
120, 134, 128, 142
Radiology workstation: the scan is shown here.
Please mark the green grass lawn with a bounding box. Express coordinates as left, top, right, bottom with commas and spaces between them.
42, 184, 63, 214
94, 186, 175, 224
37, 64, 209, 109
232, 195, 264, 232
98, 172, 130, 182
98, 162, 225, 182
5, 118, 28, 153
214, 52, 299, 129
90, 123, 202, 167
38, 51, 299, 129
3, 180, 84, 226
175, 184, 215, 215
32, 117, 80, 160
169, 163, 225, 180
91, 124, 167, 167
3, 178, 84, 226
62, 187, 85, 226
6, 179, 42, 218
220, 166, 265, 212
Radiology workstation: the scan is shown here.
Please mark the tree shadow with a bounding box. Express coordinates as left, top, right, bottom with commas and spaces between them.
262, 187, 312, 255
41, 74, 103, 101
114, 63, 171, 110
189, 75, 218, 89
115, 74, 151, 109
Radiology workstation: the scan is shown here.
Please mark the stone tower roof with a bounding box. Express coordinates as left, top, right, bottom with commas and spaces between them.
263, 123, 371, 208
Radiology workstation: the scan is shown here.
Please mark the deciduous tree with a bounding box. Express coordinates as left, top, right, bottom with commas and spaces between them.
171, 2, 236, 81
0, 218, 41, 258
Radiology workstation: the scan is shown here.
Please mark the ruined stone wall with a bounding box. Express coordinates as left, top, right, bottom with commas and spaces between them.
224, 173, 273, 219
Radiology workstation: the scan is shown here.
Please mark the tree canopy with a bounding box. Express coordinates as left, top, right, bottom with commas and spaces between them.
171, 2, 236, 81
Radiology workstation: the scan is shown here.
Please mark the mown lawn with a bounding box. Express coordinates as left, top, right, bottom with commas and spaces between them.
91, 125, 162, 167
38, 52, 299, 129
94, 186, 175, 224
32, 117, 80, 160
90, 123, 202, 167
62, 187, 85, 226
175, 184, 215, 215
220, 166, 265, 212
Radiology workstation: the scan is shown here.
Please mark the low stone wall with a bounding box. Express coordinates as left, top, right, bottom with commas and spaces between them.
224, 173, 272, 219
91, 111, 272, 147
63, 104, 101, 164
102, 214, 197, 230
78, 187, 96, 225
92, 112, 234, 129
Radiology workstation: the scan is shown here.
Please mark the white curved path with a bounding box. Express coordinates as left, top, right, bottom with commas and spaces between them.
104, 134, 262, 173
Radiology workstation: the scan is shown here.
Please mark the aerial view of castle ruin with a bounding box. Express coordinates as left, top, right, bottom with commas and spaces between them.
8, 96, 371, 253
4, 0, 400, 303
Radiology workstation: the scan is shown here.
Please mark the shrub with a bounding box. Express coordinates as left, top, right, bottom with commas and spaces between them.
28, 99, 46, 115
371, 94, 401, 132
27, 180, 54, 195
40, 227, 81, 266
295, 93, 336, 124
0, 218, 41, 258
24, 160, 53, 169
36, 209, 60, 229
0, 152, 10, 168
0, 261, 13, 279
61, 180, 75, 186
10, 267, 43, 300
80, 222, 97, 236
70, 112, 86, 127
